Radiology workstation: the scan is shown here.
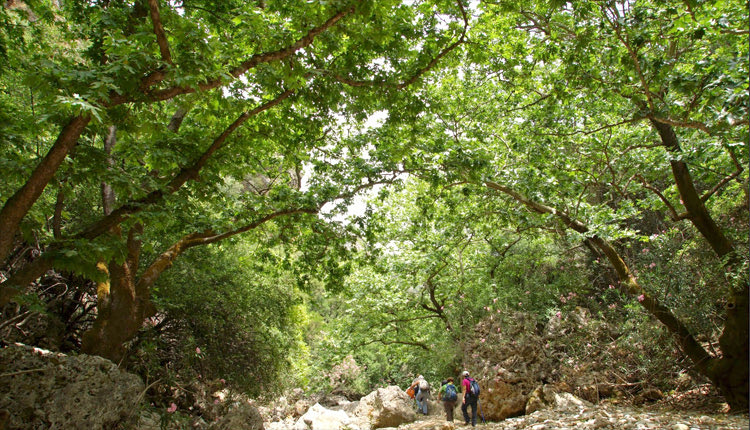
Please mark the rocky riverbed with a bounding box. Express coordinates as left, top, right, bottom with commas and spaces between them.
266, 386, 748, 430
398, 405, 748, 430
394, 387, 749, 430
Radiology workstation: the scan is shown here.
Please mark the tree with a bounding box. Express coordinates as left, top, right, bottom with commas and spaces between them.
356, 0, 747, 409
474, 0, 748, 409
0, 0, 468, 360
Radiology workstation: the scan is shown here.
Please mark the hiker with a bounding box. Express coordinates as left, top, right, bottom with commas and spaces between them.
415, 375, 430, 415
438, 377, 458, 422
409, 375, 428, 414
461, 370, 479, 427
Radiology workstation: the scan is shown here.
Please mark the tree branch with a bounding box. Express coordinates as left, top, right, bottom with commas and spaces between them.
146, 0, 173, 65
635, 174, 688, 221
76, 88, 296, 241
136, 207, 318, 290
0, 89, 295, 302
649, 119, 735, 260
145, 7, 354, 101
326, 0, 468, 90
0, 114, 91, 264
701, 167, 744, 203
484, 179, 715, 374
649, 115, 712, 135
356, 338, 430, 351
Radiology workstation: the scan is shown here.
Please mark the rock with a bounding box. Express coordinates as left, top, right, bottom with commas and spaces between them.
266, 417, 296, 430
394, 400, 750, 430
0, 343, 144, 429
354, 385, 416, 429
418, 399, 444, 417
480, 378, 528, 420
320, 394, 351, 408
136, 410, 162, 430
295, 403, 358, 430
553, 392, 591, 411
591, 415, 611, 429
295, 398, 314, 417
526, 385, 561, 414
331, 399, 360, 416
408, 417, 456, 429
633, 388, 663, 405
210, 401, 264, 430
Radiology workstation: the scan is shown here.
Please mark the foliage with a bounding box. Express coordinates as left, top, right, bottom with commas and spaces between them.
297, 0, 748, 405
0, 0, 747, 413
140, 240, 306, 397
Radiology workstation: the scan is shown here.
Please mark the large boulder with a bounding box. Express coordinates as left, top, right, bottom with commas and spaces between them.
0, 343, 144, 429
294, 403, 359, 430
354, 385, 416, 429
478, 368, 535, 421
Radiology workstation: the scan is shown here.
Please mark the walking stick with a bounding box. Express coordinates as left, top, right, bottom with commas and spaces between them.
478, 398, 486, 424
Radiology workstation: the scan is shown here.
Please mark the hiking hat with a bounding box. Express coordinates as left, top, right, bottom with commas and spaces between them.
462, 370, 469, 376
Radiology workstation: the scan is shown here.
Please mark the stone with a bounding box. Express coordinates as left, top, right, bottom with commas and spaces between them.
633, 388, 663, 405
480, 379, 529, 420
525, 384, 562, 415
553, 392, 591, 412
210, 401, 264, 430
136, 410, 162, 430
295, 403, 357, 430
295, 398, 313, 417
408, 417, 456, 430
0, 343, 144, 429
354, 385, 416, 429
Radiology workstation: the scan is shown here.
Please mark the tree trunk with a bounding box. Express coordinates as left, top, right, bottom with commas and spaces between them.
81, 226, 153, 362
80, 261, 153, 362
649, 119, 735, 257
705, 283, 749, 412
650, 119, 748, 411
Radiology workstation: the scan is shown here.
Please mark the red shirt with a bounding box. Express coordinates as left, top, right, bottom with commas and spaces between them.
462, 377, 471, 396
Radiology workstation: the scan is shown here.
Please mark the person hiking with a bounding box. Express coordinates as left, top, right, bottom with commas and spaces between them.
415, 376, 430, 415
410, 375, 429, 415
461, 370, 479, 427
438, 377, 458, 422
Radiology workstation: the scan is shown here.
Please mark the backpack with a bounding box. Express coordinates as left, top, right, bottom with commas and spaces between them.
443, 384, 458, 401
467, 378, 480, 397
406, 386, 416, 399
419, 379, 429, 391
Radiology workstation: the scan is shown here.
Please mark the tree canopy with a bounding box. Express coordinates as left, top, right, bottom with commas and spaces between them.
0, 0, 747, 416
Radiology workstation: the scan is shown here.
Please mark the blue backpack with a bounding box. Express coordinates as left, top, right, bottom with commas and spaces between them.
468, 378, 480, 397
443, 384, 458, 401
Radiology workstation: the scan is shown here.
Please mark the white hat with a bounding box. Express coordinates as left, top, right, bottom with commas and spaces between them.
462, 370, 469, 376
